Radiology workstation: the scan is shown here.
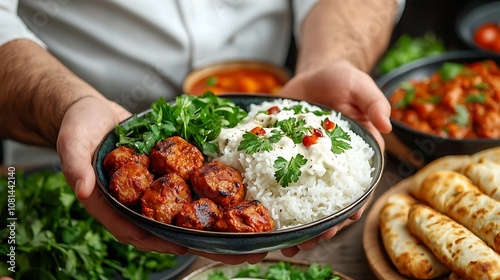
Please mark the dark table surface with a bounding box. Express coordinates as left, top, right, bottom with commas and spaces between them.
178, 151, 412, 280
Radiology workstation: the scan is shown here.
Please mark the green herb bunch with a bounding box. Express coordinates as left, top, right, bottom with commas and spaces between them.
0, 169, 177, 280
378, 33, 446, 75
116, 92, 248, 155
208, 261, 343, 280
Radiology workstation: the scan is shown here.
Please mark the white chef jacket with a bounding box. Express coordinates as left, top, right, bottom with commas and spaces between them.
0, 0, 405, 165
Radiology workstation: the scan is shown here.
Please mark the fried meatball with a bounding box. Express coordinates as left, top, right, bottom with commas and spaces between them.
214, 200, 274, 233
103, 146, 150, 176
149, 136, 204, 181
141, 173, 192, 224
190, 161, 245, 208
175, 198, 221, 230
109, 162, 153, 207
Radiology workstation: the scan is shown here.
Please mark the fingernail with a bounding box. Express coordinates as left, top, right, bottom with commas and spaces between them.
74, 179, 83, 197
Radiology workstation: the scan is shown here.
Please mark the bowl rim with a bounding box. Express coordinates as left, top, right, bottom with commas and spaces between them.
93, 93, 384, 237
377, 50, 500, 143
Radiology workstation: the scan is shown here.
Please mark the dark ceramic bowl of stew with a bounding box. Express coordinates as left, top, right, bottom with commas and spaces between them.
377, 50, 500, 163
182, 60, 290, 96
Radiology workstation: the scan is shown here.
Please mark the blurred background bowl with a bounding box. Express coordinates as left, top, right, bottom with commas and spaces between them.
456, 1, 500, 55
93, 94, 383, 254
377, 51, 500, 163
182, 258, 353, 280
182, 60, 290, 96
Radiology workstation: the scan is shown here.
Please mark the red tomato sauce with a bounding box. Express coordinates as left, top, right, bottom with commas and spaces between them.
389, 60, 500, 139
189, 69, 284, 95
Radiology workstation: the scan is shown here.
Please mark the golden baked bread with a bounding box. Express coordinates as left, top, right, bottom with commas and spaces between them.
408, 204, 500, 280
379, 193, 450, 278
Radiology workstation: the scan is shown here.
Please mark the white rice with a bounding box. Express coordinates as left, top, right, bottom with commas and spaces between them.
213, 99, 375, 229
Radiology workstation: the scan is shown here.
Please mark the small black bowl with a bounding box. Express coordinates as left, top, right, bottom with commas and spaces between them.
93, 94, 383, 254
456, 1, 500, 56
377, 51, 500, 163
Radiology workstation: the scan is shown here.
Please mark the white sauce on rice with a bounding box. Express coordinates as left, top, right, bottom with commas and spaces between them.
212, 99, 375, 229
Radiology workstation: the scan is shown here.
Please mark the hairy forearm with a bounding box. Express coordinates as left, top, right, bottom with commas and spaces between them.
0, 39, 101, 147
297, 0, 398, 73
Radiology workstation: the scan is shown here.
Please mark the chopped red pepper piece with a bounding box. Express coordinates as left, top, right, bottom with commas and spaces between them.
323, 119, 336, 131
312, 128, 323, 138
267, 106, 280, 115
302, 134, 318, 147
250, 126, 266, 135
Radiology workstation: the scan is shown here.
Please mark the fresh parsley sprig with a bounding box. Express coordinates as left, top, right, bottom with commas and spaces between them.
393, 81, 416, 109
274, 154, 307, 187
449, 104, 470, 126
274, 117, 310, 144
0, 169, 177, 280
326, 125, 352, 154
238, 130, 283, 154
115, 92, 248, 155
208, 261, 343, 280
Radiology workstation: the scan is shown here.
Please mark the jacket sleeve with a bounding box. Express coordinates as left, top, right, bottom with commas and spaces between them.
0, 1, 46, 47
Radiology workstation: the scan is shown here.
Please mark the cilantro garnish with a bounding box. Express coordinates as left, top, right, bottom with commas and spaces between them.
326, 125, 352, 154
274, 117, 310, 144
439, 62, 465, 81
273, 154, 307, 187
449, 104, 469, 126
283, 105, 307, 114
115, 92, 247, 154
206, 76, 218, 86
475, 82, 489, 90
238, 130, 283, 154
465, 93, 486, 103
208, 261, 343, 280
0, 170, 177, 279
393, 81, 416, 109
417, 96, 441, 104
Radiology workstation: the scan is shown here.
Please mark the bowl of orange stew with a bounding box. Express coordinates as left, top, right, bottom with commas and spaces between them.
183, 60, 290, 95
377, 51, 500, 163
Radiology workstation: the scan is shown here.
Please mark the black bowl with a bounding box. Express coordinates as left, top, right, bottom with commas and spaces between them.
93, 94, 383, 254
456, 1, 500, 56
377, 51, 500, 163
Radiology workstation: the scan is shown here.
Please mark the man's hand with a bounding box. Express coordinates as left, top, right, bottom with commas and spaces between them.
56, 96, 268, 264
279, 60, 392, 151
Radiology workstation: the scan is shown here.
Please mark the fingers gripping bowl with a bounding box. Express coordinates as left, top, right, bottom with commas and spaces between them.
93, 94, 383, 254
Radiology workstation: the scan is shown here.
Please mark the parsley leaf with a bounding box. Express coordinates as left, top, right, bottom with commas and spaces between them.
283, 105, 307, 114
449, 104, 470, 126
326, 125, 352, 154
474, 82, 489, 90
205, 76, 218, 86
274, 117, 310, 144
393, 81, 416, 109
238, 130, 283, 154
208, 261, 343, 280
238, 132, 272, 154
465, 93, 486, 103
115, 92, 247, 154
0, 170, 177, 279
417, 96, 441, 104
273, 154, 307, 187
439, 62, 465, 81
